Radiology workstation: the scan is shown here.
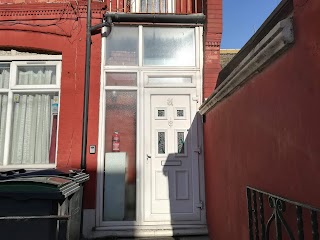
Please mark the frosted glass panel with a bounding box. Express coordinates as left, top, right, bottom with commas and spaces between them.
106, 73, 137, 86
143, 28, 195, 66
106, 27, 139, 66
158, 132, 165, 154
0, 64, 10, 89
177, 132, 185, 154
104, 90, 137, 221
148, 76, 192, 85
17, 66, 56, 85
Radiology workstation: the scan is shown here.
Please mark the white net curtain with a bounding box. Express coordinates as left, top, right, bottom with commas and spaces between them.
17, 66, 56, 85
0, 66, 57, 165
10, 94, 53, 164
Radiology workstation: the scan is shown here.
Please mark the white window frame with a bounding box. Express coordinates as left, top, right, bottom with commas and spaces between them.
0, 56, 62, 169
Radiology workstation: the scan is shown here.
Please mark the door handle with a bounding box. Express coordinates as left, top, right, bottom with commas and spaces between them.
146, 154, 151, 164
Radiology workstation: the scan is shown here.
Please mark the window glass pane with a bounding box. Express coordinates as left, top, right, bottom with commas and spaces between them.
106, 27, 139, 66
148, 76, 192, 85
0, 64, 10, 89
17, 66, 57, 85
106, 73, 137, 86
141, 0, 167, 13
0, 94, 8, 164
143, 27, 195, 66
104, 90, 137, 221
9, 93, 58, 165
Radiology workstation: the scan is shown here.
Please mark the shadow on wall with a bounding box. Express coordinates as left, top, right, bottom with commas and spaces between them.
101, 112, 203, 234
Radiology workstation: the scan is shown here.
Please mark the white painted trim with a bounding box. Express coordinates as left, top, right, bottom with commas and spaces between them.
0, 55, 62, 61
96, 25, 108, 227
199, 18, 294, 115
104, 86, 138, 90
139, 25, 143, 67
92, 225, 208, 238
0, 164, 56, 169
199, 26, 204, 104
104, 66, 200, 71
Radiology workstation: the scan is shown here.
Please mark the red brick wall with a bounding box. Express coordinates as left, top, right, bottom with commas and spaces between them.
203, 0, 320, 238
0, 3, 104, 209
203, 0, 222, 99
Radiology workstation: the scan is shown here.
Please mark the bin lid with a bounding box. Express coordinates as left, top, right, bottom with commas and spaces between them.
0, 176, 80, 200
0, 168, 89, 184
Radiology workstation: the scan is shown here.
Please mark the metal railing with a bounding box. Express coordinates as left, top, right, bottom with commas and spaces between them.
106, 0, 203, 14
247, 187, 320, 240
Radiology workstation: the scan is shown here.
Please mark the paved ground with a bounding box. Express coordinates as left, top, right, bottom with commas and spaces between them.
93, 236, 209, 240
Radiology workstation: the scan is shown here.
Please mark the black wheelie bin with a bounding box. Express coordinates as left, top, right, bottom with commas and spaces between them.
0, 168, 89, 240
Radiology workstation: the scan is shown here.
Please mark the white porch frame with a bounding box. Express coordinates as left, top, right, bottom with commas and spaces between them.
94, 25, 205, 234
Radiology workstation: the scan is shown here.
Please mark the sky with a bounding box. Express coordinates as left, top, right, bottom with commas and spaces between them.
221, 0, 281, 49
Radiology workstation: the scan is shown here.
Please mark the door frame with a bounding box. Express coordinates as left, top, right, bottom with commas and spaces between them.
95, 25, 206, 228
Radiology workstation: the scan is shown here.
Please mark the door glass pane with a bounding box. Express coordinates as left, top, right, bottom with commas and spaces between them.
106, 73, 137, 86
9, 93, 59, 165
143, 27, 195, 66
0, 94, 8, 164
106, 27, 139, 66
177, 132, 185, 154
158, 132, 165, 154
104, 90, 137, 221
0, 64, 10, 89
17, 66, 56, 85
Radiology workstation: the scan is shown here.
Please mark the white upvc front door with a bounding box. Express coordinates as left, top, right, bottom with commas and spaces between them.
144, 88, 202, 223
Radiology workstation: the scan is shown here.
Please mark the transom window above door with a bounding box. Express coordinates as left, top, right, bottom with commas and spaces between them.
0, 57, 61, 168
105, 26, 197, 67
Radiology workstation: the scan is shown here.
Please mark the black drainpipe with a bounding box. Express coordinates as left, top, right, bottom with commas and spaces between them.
81, 1, 112, 171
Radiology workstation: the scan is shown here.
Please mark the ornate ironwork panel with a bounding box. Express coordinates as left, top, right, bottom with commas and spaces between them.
247, 187, 320, 240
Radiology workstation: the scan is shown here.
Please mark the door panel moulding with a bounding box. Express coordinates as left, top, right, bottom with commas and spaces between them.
199, 17, 294, 115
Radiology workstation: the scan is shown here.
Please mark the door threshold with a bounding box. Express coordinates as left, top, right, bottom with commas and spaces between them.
90, 225, 208, 239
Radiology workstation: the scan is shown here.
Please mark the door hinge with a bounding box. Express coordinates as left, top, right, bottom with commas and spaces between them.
195, 201, 204, 210
194, 147, 201, 154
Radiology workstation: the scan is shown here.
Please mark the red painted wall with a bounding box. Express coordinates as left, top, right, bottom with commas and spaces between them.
203, 0, 320, 238
0, 2, 105, 209
0, 0, 223, 212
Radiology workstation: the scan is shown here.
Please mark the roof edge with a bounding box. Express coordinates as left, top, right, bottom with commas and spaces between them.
199, 17, 294, 115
